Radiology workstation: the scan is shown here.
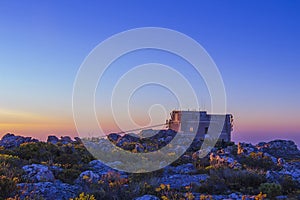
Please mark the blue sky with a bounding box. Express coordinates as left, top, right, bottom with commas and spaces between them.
0, 1, 299, 145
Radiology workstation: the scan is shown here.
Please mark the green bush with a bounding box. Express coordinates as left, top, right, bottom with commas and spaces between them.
14, 142, 59, 164
57, 168, 82, 184
280, 175, 299, 194
0, 154, 25, 181
259, 183, 282, 198
198, 168, 266, 194
70, 192, 96, 200
239, 152, 276, 171
0, 175, 18, 199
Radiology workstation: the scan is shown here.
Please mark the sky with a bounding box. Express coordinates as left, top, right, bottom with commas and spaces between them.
0, 1, 299, 145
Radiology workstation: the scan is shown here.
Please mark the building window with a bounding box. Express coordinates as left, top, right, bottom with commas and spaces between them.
205, 127, 208, 134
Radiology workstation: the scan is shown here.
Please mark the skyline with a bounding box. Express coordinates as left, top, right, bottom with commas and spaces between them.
0, 1, 300, 145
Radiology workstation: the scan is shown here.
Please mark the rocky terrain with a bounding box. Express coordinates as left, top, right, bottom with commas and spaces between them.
0, 132, 299, 200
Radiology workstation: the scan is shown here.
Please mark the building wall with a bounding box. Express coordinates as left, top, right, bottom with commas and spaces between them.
168, 110, 233, 142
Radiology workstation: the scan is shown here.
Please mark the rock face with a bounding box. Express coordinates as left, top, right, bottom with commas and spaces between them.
106, 129, 177, 152
158, 174, 209, 189
60, 136, 73, 144
75, 170, 101, 185
257, 140, 300, 160
107, 133, 121, 143
135, 195, 160, 200
17, 181, 79, 200
47, 135, 75, 145
0, 133, 38, 148
22, 164, 55, 182
47, 135, 59, 144
164, 163, 198, 174
210, 153, 242, 169
267, 161, 300, 184
88, 160, 127, 176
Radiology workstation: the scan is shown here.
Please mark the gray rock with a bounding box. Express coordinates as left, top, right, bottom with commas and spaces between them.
47, 135, 59, 144
276, 196, 288, 199
22, 164, 55, 182
74, 137, 82, 143
107, 133, 121, 143
228, 193, 239, 199
257, 140, 300, 159
264, 152, 277, 164
60, 136, 73, 144
75, 170, 100, 184
164, 163, 197, 174
158, 174, 209, 189
17, 181, 79, 200
89, 160, 127, 176
135, 194, 160, 200
0, 133, 38, 148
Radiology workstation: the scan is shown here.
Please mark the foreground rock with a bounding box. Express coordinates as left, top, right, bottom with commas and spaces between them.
135, 195, 160, 200
17, 181, 79, 200
88, 160, 128, 176
158, 174, 209, 189
22, 164, 55, 182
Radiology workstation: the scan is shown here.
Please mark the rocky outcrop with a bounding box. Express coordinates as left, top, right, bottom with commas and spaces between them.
267, 161, 300, 184
47, 135, 59, 144
135, 195, 160, 200
88, 160, 127, 176
158, 174, 209, 189
75, 170, 101, 185
22, 164, 55, 182
60, 136, 73, 144
0, 133, 38, 148
257, 140, 300, 160
164, 163, 198, 174
210, 152, 242, 169
17, 181, 79, 200
47, 135, 75, 145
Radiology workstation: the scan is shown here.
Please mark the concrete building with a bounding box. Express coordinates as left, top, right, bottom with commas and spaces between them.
167, 110, 233, 142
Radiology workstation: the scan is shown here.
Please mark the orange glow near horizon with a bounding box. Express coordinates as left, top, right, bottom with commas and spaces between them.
1, 108, 299, 143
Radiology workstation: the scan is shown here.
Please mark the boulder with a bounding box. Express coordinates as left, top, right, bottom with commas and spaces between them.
107, 133, 121, 143
164, 163, 197, 174
135, 195, 160, 200
89, 160, 127, 176
22, 164, 55, 182
60, 136, 73, 144
74, 137, 82, 143
158, 174, 209, 189
0, 133, 38, 148
257, 140, 300, 159
47, 135, 59, 144
75, 170, 101, 185
17, 181, 79, 200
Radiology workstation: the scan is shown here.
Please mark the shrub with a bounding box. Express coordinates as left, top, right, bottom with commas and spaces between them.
14, 142, 59, 164
279, 175, 299, 194
154, 183, 186, 200
239, 152, 276, 171
198, 168, 266, 194
259, 183, 282, 198
91, 172, 130, 200
70, 192, 96, 200
0, 154, 25, 179
0, 175, 18, 199
57, 168, 81, 184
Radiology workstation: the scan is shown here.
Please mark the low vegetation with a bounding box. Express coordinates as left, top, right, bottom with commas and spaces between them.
0, 133, 299, 199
